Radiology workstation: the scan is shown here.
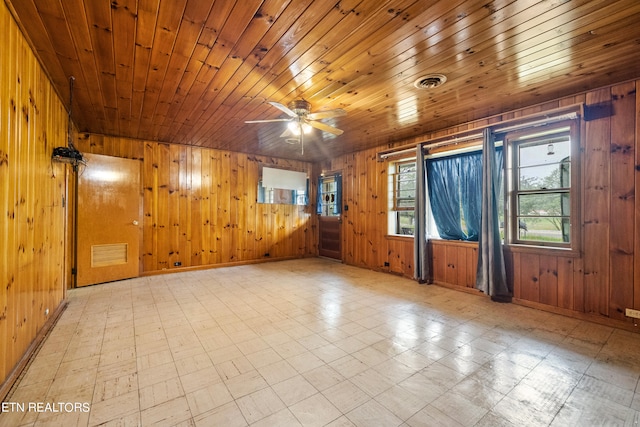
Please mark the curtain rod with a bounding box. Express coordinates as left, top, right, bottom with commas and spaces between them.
378, 103, 583, 161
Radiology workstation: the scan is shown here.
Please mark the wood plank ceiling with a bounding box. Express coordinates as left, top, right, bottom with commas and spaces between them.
7, 0, 640, 161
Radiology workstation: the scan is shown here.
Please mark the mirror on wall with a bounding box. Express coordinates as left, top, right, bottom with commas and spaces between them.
258, 167, 308, 205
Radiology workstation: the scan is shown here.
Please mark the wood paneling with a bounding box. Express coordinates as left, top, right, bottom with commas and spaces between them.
75, 134, 316, 273
583, 87, 612, 317
323, 148, 389, 271
636, 86, 640, 312
0, 2, 67, 390
430, 241, 479, 289
609, 82, 636, 321
386, 236, 413, 277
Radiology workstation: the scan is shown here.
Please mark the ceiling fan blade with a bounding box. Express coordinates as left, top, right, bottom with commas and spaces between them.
306, 108, 346, 120
308, 120, 343, 135
268, 101, 297, 118
244, 118, 291, 123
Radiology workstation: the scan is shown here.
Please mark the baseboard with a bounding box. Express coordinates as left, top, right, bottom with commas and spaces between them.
512, 298, 640, 334
427, 279, 640, 334
140, 255, 311, 277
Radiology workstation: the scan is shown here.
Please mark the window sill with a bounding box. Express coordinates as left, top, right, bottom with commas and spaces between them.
429, 239, 478, 248
385, 234, 414, 241
425, 239, 581, 257
504, 244, 581, 258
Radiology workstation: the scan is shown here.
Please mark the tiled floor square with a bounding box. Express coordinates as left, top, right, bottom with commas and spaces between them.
236, 387, 285, 424
346, 399, 403, 427
290, 393, 342, 427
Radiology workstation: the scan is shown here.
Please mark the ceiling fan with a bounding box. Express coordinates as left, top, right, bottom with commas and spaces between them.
245, 99, 346, 154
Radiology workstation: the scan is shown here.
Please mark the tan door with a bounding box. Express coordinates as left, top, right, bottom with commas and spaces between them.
77, 153, 141, 287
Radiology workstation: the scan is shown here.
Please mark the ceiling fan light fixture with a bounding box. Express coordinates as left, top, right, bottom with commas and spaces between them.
414, 74, 447, 89
245, 99, 345, 154
288, 121, 312, 135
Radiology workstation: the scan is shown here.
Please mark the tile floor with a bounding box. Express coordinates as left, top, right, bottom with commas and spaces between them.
3, 258, 640, 426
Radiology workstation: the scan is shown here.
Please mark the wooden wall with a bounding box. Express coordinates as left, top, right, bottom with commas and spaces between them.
319, 147, 421, 277
75, 134, 317, 273
0, 3, 68, 389
322, 148, 399, 273
326, 80, 640, 328
431, 241, 478, 289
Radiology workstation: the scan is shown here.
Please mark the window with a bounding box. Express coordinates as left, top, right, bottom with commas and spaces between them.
426, 150, 485, 241
317, 173, 341, 216
385, 115, 578, 250
504, 121, 578, 248
389, 160, 416, 235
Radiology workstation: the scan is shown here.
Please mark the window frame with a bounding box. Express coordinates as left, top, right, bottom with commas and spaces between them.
389, 160, 416, 236
318, 174, 341, 217
503, 119, 580, 252
392, 160, 416, 211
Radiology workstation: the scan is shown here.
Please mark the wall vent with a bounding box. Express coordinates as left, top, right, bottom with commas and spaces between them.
92, 243, 128, 267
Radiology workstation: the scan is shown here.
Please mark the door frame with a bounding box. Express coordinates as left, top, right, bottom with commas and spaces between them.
317, 171, 343, 261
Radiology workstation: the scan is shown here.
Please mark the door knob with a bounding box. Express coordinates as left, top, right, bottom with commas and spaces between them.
132, 220, 139, 226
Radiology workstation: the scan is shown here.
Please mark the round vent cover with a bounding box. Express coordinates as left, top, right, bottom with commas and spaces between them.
414, 74, 447, 89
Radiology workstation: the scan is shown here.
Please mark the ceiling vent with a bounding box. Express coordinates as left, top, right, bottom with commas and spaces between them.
414, 74, 447, 89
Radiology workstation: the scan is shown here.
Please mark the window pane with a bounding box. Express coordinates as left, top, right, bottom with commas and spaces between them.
518, 138, 570, 168
518, 192, 570, 216
397, 211, 415, 235
517, 217, 569, 243
396, 198, 414, 209
397, 177, 415, 191
398, 171, 416, 180
399, 163, 416, 173
517, 192, 570, 243
295, 191, 306, 205
519, 162, 570, 190
397, 189, 415, 200
518, 138, 571, 192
